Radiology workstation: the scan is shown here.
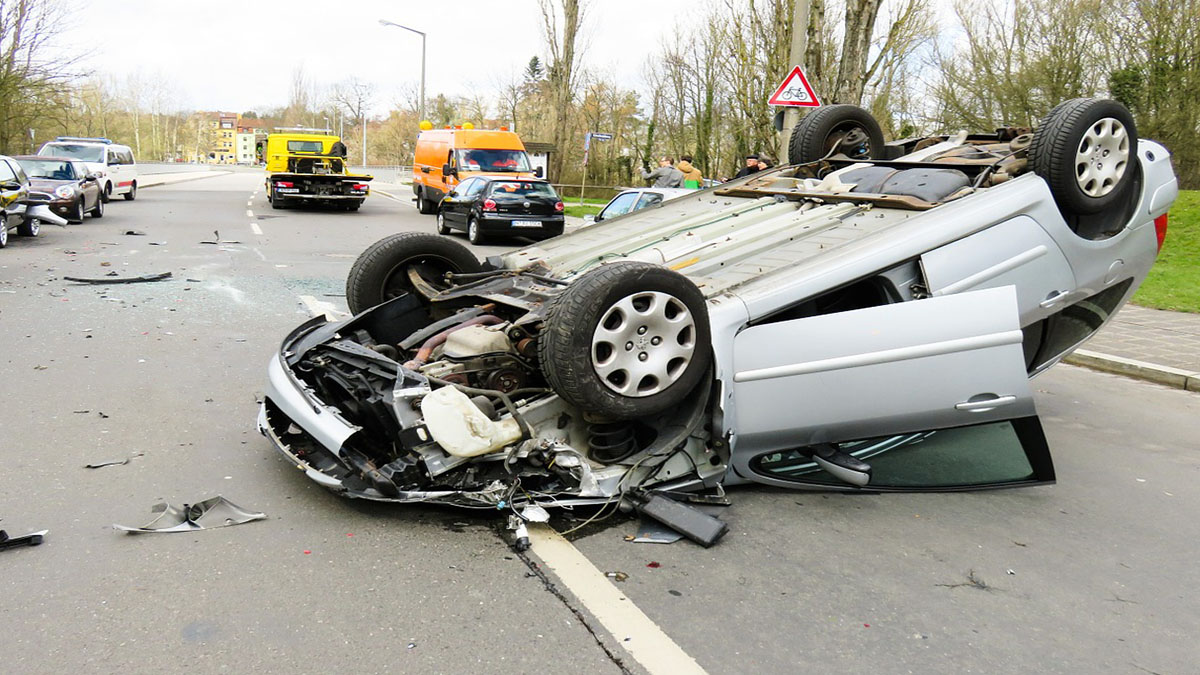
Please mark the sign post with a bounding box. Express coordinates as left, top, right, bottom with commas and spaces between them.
580, 132, 612, 205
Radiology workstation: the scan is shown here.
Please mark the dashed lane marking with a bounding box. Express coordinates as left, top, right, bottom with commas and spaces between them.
245, 209, 253, 217
250, 222, 263, 235
528, 524, 707, 675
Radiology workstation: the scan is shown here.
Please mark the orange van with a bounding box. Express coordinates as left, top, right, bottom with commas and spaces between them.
412, 128, 542, 214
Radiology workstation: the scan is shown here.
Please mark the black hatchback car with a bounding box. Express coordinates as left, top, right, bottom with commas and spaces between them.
436, 176, 565, 245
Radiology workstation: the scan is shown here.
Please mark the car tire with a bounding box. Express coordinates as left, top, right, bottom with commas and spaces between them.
101, 182, 112, 202
17, 218, 39, 237
788, 104, 886, 165
71, 198, 85, 223
271, 190, 286, 209
1029, 98, 1138, 216
345, 232, 484, 314
436, 210, 451, 235
124, 182, 137, 201
538, 261, 712, 420
417, 190, 438, 214
0, 225, 7, 248
89, 194, 104, 218
467, 217, 484, 245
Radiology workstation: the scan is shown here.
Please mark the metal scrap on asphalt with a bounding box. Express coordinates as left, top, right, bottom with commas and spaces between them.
113, 496, 267, 534
63, 272, 173, 285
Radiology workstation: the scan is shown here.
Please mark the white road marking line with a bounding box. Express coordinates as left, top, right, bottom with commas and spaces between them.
250, 222, 263, 235
245, 209, 254, 217
251, 248, 267, 261
298, 295, 348, 321
528, 524, 707, 675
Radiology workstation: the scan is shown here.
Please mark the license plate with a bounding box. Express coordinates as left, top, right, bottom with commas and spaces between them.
511, 220, 543, 228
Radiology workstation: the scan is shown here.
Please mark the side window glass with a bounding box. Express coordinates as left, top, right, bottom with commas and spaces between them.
454, 178, 475, 195
600, 192, 640, 219
636, 192, 664, 209
466, 180, 487, 197
0, 160, 16, 182
9, 160, 28, 183
72, 162, 87, 179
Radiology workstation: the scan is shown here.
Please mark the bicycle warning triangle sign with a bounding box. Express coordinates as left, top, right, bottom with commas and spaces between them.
768, 66, 821, 107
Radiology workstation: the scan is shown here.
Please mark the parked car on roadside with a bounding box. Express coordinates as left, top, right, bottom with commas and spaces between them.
0, 154, 69, 248
15, 156, 104, 223
37, 137, 138, 202
589, 186, 693, 224
259, 99, 1177, 531
436, 176, 565, 244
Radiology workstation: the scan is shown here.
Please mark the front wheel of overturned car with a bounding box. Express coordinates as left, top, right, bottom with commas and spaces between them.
788, 104, 886, 165
1030, 98, 1138, 216
345, 232, 484, 314
539, 261, 712, 420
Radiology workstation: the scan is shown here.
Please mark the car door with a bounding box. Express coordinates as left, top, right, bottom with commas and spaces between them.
73, 162, 98, 208
728, 285, 1055, 491
443, 178, 475, 225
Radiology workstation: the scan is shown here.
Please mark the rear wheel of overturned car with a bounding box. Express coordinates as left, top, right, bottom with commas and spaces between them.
1029, 98, 1138, 216
345, 232, 484, 314
788, 104, 886, 165
539, 262, 712, 420
17, 218, 39, 237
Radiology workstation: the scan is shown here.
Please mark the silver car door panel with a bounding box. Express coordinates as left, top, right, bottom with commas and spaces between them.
921, 215, 1075, 326
730, 286, 1034, 454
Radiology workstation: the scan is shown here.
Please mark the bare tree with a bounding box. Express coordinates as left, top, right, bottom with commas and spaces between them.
538, 0, 587, 180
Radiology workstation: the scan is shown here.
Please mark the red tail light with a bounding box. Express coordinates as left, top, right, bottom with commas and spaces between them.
483, 198, 497, 212
1154, 213, 1168, 253
554, 201, 564, 212
352, 183, 369, 190
275, 181, 293, 188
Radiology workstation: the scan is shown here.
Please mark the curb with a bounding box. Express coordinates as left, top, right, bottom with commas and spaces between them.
1064, 349, 1200, 392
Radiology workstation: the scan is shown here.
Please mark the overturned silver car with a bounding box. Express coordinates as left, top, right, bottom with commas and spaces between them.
259, 99, 1177, 513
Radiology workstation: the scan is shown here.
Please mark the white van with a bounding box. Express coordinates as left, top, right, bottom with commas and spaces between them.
37, 137, 138, 202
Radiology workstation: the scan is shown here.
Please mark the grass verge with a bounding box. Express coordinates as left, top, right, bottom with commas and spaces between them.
564, 204, 602, 219
1133, 189, 1199, 312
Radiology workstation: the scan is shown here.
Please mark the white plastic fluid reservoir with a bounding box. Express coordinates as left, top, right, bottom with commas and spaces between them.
420, 386, 522, 457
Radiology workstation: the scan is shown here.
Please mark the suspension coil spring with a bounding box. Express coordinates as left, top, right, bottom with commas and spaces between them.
587, 422, 637, 463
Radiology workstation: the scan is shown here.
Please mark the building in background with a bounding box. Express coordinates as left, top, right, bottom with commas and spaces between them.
236, 120, 263, 164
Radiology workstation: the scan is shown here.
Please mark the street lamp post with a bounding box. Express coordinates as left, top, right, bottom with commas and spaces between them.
378, 19, 426, 121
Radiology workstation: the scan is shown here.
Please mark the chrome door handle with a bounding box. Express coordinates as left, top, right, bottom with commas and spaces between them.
1039, 290, 1070, 309
955, 395, 1017, 412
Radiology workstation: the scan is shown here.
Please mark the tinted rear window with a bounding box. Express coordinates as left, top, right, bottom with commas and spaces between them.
287, 140, 325, 153
488, 181, 557, 198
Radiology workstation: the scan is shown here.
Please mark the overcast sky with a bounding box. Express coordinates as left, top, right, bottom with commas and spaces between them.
58, 0, 700, 116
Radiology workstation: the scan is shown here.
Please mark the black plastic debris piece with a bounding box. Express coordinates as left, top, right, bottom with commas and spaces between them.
113, 496, 267, 534
84, 458, 129, 469
0, 529, 47, 551
63, 272, 172, 285
630, 492, 728, 548
123, 230, 146, 236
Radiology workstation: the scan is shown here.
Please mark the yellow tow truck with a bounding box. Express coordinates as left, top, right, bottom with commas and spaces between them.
262, 129, 372, 211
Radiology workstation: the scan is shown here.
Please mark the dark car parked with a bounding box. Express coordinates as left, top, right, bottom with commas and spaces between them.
436, 176, 565, 245
15, 156, 104, 223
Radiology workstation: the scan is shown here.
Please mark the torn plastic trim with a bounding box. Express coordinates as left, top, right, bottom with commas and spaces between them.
113, 496, 266, 534
263, 351, 358, 452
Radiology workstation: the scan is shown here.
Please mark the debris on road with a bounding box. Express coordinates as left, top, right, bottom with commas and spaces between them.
200, 230, 241, 245
0, 529, 47, 551
113, 496, 266, 534
84, 453, 142, 469
123, 230, 147, 236
605, 571, 629, 582
63, 272, 173, 285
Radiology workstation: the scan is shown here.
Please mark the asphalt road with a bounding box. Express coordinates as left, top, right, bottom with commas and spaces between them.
1, 170, 1197, 673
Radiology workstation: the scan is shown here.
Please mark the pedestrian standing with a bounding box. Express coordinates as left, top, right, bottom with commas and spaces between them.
638, 156, 685, 188
677, 155, 704, 188
733, 153, 761, 179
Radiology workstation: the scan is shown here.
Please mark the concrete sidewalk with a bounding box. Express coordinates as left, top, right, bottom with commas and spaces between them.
1066, 304, 1200, 391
